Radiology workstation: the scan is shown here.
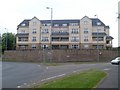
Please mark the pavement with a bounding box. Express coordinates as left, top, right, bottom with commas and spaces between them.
1, 61, 119, 89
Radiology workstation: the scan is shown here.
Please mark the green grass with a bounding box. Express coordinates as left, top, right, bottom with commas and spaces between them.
36, 69, 107, 89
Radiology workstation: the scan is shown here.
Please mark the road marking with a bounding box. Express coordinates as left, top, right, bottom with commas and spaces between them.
73, 71, 77, 73
17, 86, 21, 88
46, 67, 48, 69
41, 73, 66, 82
23, 83, 27, 85
33, 83, 36, 84
37, 65, 41, 67
103, 68, 111, 71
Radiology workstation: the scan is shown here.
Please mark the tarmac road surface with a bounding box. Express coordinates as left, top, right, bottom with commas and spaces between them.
1, 61, 119, 89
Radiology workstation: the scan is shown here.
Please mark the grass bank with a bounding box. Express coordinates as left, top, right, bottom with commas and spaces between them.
35, 69, 107, 89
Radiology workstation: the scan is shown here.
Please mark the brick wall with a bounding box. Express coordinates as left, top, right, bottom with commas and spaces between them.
2, 49, 119, 62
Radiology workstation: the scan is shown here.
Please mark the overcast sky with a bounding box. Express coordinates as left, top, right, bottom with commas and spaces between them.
0, 0, 119, 47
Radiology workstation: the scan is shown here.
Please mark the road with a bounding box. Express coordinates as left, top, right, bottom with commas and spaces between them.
1, 62, 119, 88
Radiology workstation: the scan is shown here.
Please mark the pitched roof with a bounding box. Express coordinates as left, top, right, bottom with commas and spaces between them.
90, 18, 105, 26
17, 16, 108, 28
41, 19, 80, 24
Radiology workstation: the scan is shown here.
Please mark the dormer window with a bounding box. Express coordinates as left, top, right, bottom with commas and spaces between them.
62, 24, 67, 26
54, 24, 59, 27
21, 23, 26, 26
97, 22, 101, 25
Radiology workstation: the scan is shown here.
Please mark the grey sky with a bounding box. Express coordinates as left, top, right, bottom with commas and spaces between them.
0, 0, 119, 47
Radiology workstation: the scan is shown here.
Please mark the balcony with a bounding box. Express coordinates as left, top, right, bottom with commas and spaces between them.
92, 32, 106, 37
106, 44, 112, 47
51, 32, 69, 36
16, 33, 29, 37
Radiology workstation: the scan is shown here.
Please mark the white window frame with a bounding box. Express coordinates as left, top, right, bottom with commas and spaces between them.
71, 28, 79, 34
32, 29, 37, 34
71, 36, 79, 42
62, 24, 67, 26
33, 22, 37, 25
42, 45, 48, 49
32, 44, 36, 49
32, 37, 36, 42
41, 37, 49, 42
21, 23, 26, 26
54, 24, 59, 27
84, 35, 89, 42
84, 44, 89, 48
70, 23, 79, 26
71, 45, 79, 49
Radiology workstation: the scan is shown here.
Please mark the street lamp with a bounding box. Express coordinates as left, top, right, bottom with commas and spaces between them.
5, 28, 8, 50
46, 7, 53, 62
94, 15, 100, 62
46, 7, 53, 49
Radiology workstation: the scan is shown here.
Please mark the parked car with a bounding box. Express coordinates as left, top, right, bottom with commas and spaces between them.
111, 57, 120, 65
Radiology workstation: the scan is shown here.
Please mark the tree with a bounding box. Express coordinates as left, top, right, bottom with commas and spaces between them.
2, 33, 16, 52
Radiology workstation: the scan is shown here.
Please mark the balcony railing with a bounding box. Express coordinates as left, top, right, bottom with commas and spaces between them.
16, 33, 29, 37
51, 32, 69, 35
92, 32, 106, 37
106, 44, 112, 47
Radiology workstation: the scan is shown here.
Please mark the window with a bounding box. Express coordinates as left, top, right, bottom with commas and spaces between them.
42, 29, 49, 33
84, 28, 89, 34
42, 45, 48, 49
84, 44, 89, 48
72, 45, 79, 49
97, 29, 101, 32
70, 23, 79, 26
18, 37, 28, 41
84, 36, 88, 42
42, 37, 49, 42
84, 21, 88, 24
33, 22, 37, 25
21, 30, 25, 33
32, 45, 36, 49
71, 37, 79, 42
42, 23, 51, 26
21, 23, 26, 26
62, 24, 67, 26
97, 22, 101, 25
32, 37, 36, 42
32, 29, 36, 34
54, 24, 59, 27
71, 29, 79, 34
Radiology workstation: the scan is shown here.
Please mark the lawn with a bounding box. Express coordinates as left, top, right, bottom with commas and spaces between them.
36, 69, 107, 89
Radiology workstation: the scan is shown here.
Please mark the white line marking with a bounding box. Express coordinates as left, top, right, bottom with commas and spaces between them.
23, 83, 27, 85
38, 65, 40, 67
41, 73, 66, 82
73, 71, 77, 73
46, 67, 48, 69
17, 86, 21, 88
103, 68, 111, 71
33, 83, 36, 84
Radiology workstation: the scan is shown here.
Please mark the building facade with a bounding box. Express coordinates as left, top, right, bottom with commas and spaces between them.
16, 16, 113, 50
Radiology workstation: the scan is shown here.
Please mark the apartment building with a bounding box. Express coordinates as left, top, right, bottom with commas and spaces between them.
16, 16, 113, 50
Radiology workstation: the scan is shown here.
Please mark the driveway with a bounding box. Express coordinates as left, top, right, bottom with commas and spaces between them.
2, 62, 119, 89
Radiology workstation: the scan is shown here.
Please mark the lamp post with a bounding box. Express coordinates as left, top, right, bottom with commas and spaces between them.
46, 7, 53, 49
5, 28, 8, 50
46, 7, 53, 62
94, 15, 99, 62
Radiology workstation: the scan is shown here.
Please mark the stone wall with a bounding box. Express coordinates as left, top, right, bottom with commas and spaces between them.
2, 49, 119, 62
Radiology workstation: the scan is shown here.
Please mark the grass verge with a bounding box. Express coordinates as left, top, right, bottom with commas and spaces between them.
35, 69, 107, 89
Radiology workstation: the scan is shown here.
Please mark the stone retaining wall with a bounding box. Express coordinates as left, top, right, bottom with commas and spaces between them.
2, 49, 119, 62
